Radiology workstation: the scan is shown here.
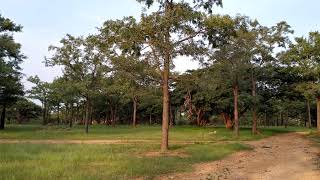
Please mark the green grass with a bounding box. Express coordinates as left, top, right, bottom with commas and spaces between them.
0, 124, 310, 141
0, 124, 312, 179
307, 131, 320, 146
0, 142, 250, 179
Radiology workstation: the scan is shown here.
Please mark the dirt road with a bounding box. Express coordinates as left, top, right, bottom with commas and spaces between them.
158, 133, 320, 180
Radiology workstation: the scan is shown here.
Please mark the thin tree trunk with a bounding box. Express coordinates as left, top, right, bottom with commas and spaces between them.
112, 106, 117, 127
280, 111, 283, 126
57, 104, 60, 125
69, 104, 73, 128
133, 96, 137, 127
317, 97, 320, 131
149, 112, 152, 125
251, 70, 258, 134
196, 109, 202, 126
42, 101, 47, 125
0, 105, 6, 130
233, 84, 239, 136
85, 99, 90, 133
170, 105, 174, 127
285, 110, 288, 128
307, 99, 312, 129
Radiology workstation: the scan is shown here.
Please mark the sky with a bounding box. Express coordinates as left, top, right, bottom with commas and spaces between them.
1, 0, 320, 90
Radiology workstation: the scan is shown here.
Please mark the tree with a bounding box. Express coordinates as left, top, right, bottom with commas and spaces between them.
6, 98, 42, 124
46, 35, 111, 133
132, 0, 222, 151
27, 76, 51, 125
111, 56, 159, 127
0, 14, 25, 130
280, 32, 320, 130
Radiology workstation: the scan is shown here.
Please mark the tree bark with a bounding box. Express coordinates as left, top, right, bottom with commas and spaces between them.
317, 97, 320, 131
251, 70, 258, 134
233, 84, 239, 136
307, 99, 312, 129
161, 51, 170, 152
0, 105, 6, 130
196, 109, 204, 126
133, 96, 137, 127
221, 112, 233, 129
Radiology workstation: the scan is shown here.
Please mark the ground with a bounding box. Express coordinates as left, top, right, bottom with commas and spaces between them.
158, 132, 320, 180
0, 125, 319, 179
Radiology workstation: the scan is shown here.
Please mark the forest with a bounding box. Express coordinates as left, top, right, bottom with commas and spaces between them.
1, 0, 320, 179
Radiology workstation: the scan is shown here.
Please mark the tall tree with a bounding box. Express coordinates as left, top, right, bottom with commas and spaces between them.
133, 0, 223, 151
0, 14, 25, 129
280, 32, 320, 131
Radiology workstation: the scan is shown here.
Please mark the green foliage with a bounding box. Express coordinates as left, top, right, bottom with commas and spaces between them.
0, 14, 25, 129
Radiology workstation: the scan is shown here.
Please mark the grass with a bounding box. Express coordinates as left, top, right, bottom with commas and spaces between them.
0, 142, 250, 179
307, 131, 320, 146
0, 124, 313, 179
0, 124, 310, 141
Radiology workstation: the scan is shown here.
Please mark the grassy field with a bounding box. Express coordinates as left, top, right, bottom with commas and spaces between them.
0, 124, 310, 141
0, 125, 314, 179
0, 143, 250, 179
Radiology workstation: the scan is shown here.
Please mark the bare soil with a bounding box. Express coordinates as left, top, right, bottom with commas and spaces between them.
157, 132, 320, 180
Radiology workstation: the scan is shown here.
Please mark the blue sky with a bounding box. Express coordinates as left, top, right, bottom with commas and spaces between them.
1, 0, 320, 89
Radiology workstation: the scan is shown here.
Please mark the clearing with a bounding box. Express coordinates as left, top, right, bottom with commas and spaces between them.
0, 125, 319, 179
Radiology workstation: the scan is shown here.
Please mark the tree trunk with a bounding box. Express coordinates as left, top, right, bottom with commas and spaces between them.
57, 104, 60, 125
133, 96, 137, 127
307, 99, 312, 129
280, 111, 283, 126
149, 112, 152, 125
196, 109, 203, 126
251, 70, 258, 134
221, 113, 233, 129
0, 105, 6, 130
42, 101, 47, 125
69, 104, 73, 128
285, 110, 288, 128
317, 97, 320, 131
85, 99, 90, 133
112, 106, 117, 127
233, 84, 239, 136
161, 52, 170, 152
170, 105, 174, 127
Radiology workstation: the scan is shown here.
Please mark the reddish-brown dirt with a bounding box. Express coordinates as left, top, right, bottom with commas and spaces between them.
157, 132, 320, 180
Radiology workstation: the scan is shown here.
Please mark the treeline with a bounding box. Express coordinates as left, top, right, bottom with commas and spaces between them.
1, 1, 320, 151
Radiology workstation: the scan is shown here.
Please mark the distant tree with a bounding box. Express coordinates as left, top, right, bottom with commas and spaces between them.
27, 76, 51, 125
7, 98, 42, 124
46, 35, 111, 133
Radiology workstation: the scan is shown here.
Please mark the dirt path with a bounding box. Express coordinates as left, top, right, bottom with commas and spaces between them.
157, 132, 320, 180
